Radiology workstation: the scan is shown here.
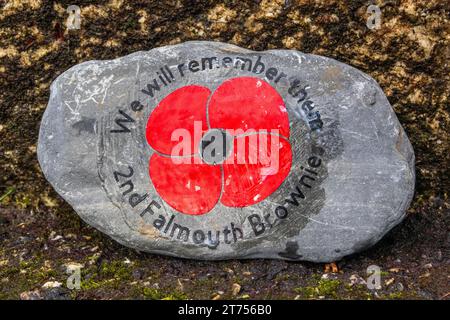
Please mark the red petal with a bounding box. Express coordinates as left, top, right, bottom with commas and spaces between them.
146, 86, 210, 155
221, 134, 292, 207
208, 77, 289, 138
149, 154, 221, 215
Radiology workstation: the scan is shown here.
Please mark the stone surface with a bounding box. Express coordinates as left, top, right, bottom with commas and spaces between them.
37, 41, 415, 262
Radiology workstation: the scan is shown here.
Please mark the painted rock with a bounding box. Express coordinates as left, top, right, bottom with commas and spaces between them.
38, 41, 415, 262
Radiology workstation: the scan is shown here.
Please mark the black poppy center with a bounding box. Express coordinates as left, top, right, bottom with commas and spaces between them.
199, 129, 233, 165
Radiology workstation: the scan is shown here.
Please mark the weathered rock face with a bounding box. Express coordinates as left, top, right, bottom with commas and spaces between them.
37, 41, 415, 262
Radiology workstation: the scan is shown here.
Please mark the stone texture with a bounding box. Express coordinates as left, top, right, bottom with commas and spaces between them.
37, 41, 415, 262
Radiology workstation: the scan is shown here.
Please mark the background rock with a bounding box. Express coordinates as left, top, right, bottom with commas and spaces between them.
37, 42, 415, 262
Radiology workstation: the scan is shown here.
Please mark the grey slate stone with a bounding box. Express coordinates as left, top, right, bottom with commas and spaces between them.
37, 41, 415, 262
